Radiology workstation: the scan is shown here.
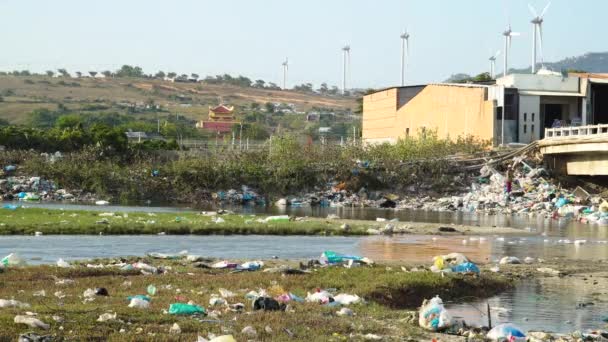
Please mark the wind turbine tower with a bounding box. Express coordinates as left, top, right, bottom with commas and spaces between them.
489, 50, 501, 79
342, 45, 351, 95
502, 25, 520, 77
400, 30, 410, 86
529, 2, 551, 73
282, 58, 289, 90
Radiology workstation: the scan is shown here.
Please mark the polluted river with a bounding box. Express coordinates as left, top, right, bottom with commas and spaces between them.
2, 202, 608, 334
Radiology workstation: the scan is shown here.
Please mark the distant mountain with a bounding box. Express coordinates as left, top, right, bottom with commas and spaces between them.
510, 52, 608, 74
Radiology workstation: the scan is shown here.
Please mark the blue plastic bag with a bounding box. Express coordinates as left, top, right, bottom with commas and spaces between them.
487, 323, 526, 341
451, 262, 480, 274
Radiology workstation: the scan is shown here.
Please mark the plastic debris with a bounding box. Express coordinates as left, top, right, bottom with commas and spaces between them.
419, 296, 453, 331
147, 284, 157, 296
18, 332, 53, 342
0, 299, 30, 308
128, 297, 150, 309
253, 297, 285, 311
241, 326, 257, 337
1, 253, 26, 267
169, 303, 206, 315
14, 315, 50, 330
486, 323, 526, 341
97, 312, 117, 322
500, 256, 522, 265
333, 294, 362, 305
169, 323, 181, 334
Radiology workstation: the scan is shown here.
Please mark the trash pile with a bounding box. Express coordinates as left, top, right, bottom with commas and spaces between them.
212, 186, 266, 206
0, 173, 98, 203
430, 253, 480, 274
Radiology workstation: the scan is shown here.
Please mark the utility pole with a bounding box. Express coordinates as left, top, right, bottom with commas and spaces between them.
239, 123, 243, 151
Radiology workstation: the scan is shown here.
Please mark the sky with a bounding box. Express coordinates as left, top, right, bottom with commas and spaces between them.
0, 0, 606, 89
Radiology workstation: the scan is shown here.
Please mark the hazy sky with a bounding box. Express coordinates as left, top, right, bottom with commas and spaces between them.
0, 0, 605, 89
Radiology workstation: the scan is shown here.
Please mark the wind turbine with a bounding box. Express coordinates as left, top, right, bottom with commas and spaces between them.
528, 2, 551, 73
489, 50, 501, 79
342, 45, 351, 95
400, 29, 410, 86
502, 25, 521, 77
281, 58, 289, 90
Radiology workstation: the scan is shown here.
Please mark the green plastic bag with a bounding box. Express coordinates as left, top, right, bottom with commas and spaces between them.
168, 303, 206, 315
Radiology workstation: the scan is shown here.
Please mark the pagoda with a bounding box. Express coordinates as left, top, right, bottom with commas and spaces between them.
196, 104, 240, 133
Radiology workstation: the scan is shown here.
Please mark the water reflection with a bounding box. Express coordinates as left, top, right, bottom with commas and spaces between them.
447, 274, 608, 333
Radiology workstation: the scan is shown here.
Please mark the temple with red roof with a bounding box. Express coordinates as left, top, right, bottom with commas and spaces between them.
196, 104, 240, 133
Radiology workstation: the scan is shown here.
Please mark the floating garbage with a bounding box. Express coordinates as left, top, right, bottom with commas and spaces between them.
419, 296, 453, 331
486, 323, 526, 341
431, 253, 479, 274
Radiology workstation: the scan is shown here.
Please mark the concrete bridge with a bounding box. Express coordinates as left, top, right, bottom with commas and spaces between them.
540, 124, 608, 175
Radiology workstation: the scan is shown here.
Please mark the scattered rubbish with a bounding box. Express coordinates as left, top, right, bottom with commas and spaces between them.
241, 326, 257, 337
333, 294, 362, 305
95, 287, 109, 296
169, 303, 206, 315
33, 290, 46, 297
2, 253, 26, 267
265, 215, 290, 223
431, 253, 479, 274
95, 200, 110, 206
253, 297, 286, 311
147, 284, 157, 296
537, 267, 561, 276
211, 260, 238, 269
18, 332, 53, 342
169, 323, 181, 334
128, 297, 150, 309
486, 323, 526, 341
209, 296, 227, 306
14, 315, 50, 330
419, 296, 453, 331
336, 307, 354, 316
499, 256, 521, 265
0, 299, 30, 308
320, 251, 373, 266
56, 258, 71, 268
97, 312, 117, 322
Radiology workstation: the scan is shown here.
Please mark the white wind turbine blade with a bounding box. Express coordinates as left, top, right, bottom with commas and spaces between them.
510, 32, 521, 36
540, 1, 551, 17
494, 50, 501, 59
528, 3, 538, 17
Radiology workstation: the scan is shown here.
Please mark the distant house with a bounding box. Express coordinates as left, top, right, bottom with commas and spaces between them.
306, 113, 320, 121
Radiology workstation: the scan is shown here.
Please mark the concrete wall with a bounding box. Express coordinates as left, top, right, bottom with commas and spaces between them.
363, 85, 495, 143
497, 74, 580, 93
519, 95, 541, 143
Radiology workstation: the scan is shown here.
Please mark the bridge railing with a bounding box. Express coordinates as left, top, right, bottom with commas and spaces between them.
544, 124, 608, 140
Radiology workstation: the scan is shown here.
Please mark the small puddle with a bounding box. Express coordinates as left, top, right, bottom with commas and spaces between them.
446, 273, 608, 333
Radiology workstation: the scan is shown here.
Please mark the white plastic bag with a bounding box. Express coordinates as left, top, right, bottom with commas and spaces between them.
128, 297, 150, 309
418, 296, 453, 331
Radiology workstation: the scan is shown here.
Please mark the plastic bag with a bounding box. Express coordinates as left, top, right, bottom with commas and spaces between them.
419, 296, 453, 331
168, 303, 206, 315
333, 294, 362, 305
451, 262, 480, 274
486, 323, 526, 341
56, 259, 71, 268
128, 297, 150, 309
14, 315, 50, 330
320, 251, 366, 264
1, 253, 26, 267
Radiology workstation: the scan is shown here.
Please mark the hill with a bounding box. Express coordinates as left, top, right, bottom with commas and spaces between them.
0, 75, 356, 125
511, 52, 608, 74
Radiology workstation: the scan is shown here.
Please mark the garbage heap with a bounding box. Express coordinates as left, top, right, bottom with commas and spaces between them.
0, 175, 95, 202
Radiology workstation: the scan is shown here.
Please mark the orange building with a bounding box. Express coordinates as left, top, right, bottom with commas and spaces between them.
196, 104, 240, 133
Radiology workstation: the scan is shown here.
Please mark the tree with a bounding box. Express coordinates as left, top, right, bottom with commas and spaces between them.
57, 69, 70, 77
102, 70, 112, 78
254, 79, 266, 88
89, 71, 97, 77
472, 72, 492, 82
267, 82, 280, 90
234, 123, 269, 140
75, 71, 82, 78
318, 83, 328, 94
155, 71, 166, 79
190, 73, 199, 81
46, 70, 55, 77
55, 114, 82, 129
115, 65, 144, 78
167, 72, 177, 79
20, 70, 31, 76
250, 102, 261, 111
328, 86, 339, 95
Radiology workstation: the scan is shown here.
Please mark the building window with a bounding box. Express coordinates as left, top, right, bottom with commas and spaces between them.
532, 113, 535, 121
523, 124, 527, 134
531, 124, 535, 135
405, 128, 410, 137
524, 113, 527, 121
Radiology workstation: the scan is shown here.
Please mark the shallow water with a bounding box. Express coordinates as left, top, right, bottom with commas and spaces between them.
3, 202, 608, 333
447, 274, 608, 333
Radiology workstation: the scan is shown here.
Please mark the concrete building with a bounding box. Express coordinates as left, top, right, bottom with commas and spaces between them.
362, 72, 608, 146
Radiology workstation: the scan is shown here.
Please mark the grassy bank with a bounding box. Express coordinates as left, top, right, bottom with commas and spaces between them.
0, 258, 510, 341
0, 207, 528, 236
0, 208, 372, 236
